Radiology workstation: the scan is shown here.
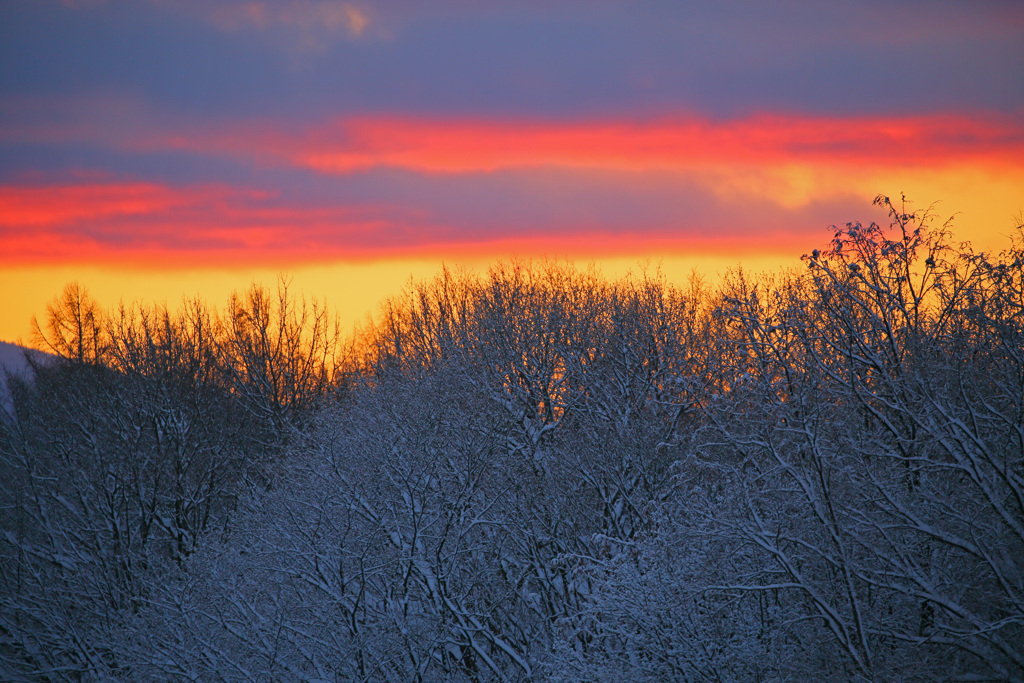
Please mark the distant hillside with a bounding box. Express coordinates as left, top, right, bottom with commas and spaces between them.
0, 340, 53, 417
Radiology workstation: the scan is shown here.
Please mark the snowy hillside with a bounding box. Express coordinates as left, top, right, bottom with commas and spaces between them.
0, 340, 51, 416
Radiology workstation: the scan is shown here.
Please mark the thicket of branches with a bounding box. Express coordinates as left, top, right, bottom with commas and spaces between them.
1, 196, 1021, 681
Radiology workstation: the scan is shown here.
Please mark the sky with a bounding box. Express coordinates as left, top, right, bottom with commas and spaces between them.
2, 0, 1023, 343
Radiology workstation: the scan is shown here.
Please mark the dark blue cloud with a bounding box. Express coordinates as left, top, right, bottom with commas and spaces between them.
0, 0, 1018, 266
2, 0, 1021, 121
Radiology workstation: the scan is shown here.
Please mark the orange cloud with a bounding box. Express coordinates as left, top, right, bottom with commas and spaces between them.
206, 1, 369, 35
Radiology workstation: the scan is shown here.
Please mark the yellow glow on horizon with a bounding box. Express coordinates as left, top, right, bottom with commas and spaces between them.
0, 260, 441, 347
700, 164, 1022, 255
2, 164, 1018, 348
0, 251, 806, 348
858, 167, 1023, 254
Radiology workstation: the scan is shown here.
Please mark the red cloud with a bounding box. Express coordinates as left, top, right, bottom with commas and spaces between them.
0, 177, 830, 267
290, 114, 1024, 174
5, 97, 1019, 175
2, 111, 1019, 267
0, 181, 391, 266
0, 183, 223, 227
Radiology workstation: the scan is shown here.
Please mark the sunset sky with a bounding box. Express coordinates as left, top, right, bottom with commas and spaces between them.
2, 0, 1022, 343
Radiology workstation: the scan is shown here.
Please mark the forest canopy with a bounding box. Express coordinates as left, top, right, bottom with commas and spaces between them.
1, 196, 1022, 681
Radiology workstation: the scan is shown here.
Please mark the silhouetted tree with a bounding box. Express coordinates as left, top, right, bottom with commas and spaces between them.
30, 282, 107, 364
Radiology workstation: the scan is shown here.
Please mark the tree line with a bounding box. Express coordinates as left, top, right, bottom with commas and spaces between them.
1, 196, 1021, 681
